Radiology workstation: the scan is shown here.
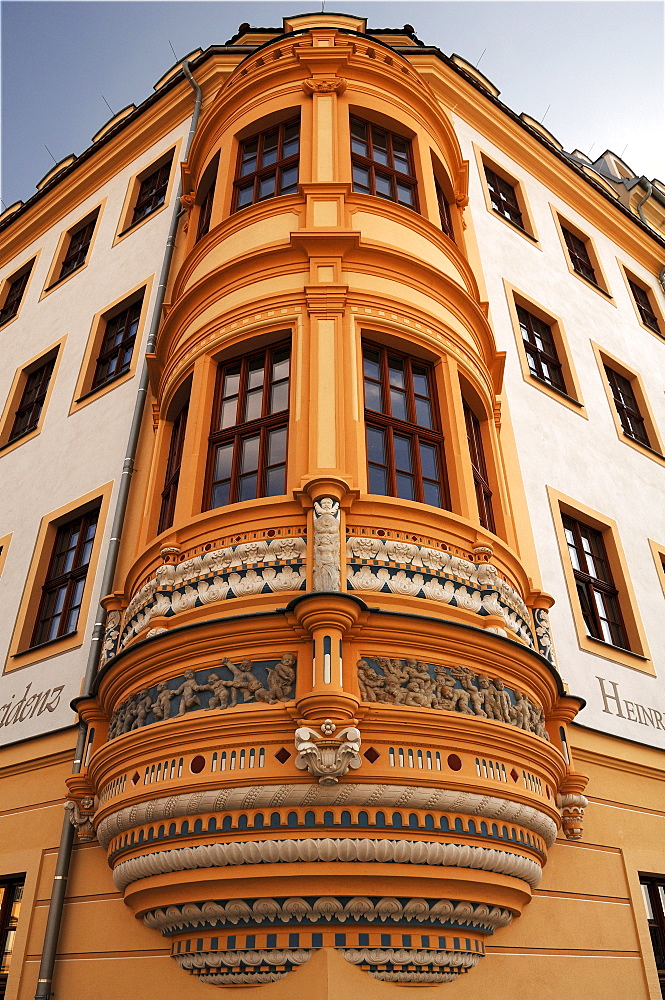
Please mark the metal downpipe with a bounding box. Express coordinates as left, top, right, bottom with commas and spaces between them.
34, 59, 202, 1000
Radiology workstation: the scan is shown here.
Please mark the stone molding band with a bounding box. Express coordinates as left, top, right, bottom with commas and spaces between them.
97, 783, 558, 850
111, 837, 543, 891
143, 896, 514, 935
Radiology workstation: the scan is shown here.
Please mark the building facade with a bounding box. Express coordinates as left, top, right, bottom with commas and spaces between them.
0, 13, 664, 999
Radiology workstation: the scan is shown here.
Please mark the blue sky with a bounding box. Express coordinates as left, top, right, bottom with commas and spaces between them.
1, 1, 663, 209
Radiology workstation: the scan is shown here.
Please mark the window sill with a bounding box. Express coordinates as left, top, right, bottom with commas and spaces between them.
569, 267, 614, 301
490, 208, 539, 244
75, 372, 128, 404
43, 264, 85, 293
586, 634, 648, 662
14, 630, 78, 658
117, 212, 160, 239
530, 376, 583, 407
619, 432, 665, 466
0, 427, 41, 456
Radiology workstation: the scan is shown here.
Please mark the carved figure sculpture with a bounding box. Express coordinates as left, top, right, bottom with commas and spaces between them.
433, 667, 457, 710
131, 689, 154, 730
64, 795, 96, 842
403, 659, 436, 707
151, 683, 177, 721
312, 497, 341, 592
256, 653, 296, 703
357, 658, 384, 701
174, 670, 207, 716
223, 659, 267, 706
205, 673, 231, 710
477, 675, 503, 721
451, 666, 486, 717
294, 719, 362, 784
492, 678, 513, 723
510, 690, 532, 730
121, 694, 139, 734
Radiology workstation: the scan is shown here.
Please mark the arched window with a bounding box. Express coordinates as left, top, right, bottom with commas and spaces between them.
363, 341, 449, 508
206, 342, 290, 508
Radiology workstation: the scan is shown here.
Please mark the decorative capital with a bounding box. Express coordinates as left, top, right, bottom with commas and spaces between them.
302, 77, 347, 95
294, 719, 362, 783
556, 792, 588, 841
64, 795, 97, 843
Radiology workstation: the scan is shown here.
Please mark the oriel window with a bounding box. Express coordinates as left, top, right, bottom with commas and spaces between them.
207, 343, 290, 508
464, 402, 495, 532
159, 401, 189, 533
562, 515, 629, 649
363, 343, 448, 508
32, 508, 99, 647
351, 118, 418, 210
233, 120, 300, 210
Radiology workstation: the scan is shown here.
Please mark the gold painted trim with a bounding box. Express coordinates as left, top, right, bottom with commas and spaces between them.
547, 486, 652, 673
647, 539, 665, 599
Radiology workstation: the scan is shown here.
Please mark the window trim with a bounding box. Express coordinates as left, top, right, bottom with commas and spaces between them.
551, 208, 614, 300
6, 484, 112, 669
617, 260, 665, 341
362, 339, 450, 509
70, 278, 153, 411
591, 342, 665, 465
638, 874, 665, 995
548, 487, 651, 671
0, 874, 25, 999
232, 118, 300, 213
204, 340, 291, 510
0, 256, 37, 329
463, 401, 495, 533
195, 152, 220, 242
0, 339, 65, 456
474, 146, 539, 244
648, 539, 665, 600
114, 143, 181, 243
158, 399, 189, 534
503, 282, 586, 414
41, 203, 104, 297
0, 533, 11, 578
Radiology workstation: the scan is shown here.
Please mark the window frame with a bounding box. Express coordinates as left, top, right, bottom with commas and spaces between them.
553, 210, 613, 298
592, 342, 665, 463
131, 156, 174, 226
0, 875, 24, 1000
562, 514, 629, 650
516, 304, 567, 394
463, 401, 495, 533
362, 340, 450, 509
115, 145, 179, 242
205, 340, 291, 510
158, 400, 189, 534
91, 296, 143, 392
350, 116, 419, 212
434, 176, 455, 241
8, 355, 56, 444
548, 487, 651, 670
0, 340, 64, 454
42, 205, 103, 295
475, 148, 538, 242
618, 263, 665, 339
504, 282, 585, 414
639, 874, 665, 996
0, 259, 35, 328
232, 118, 300, 212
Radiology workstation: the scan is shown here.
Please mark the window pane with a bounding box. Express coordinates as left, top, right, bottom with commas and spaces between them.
270, 380, 289, 413
268, 426, 287, 465
237, 184, 254, 207
211, 481, 231, 508
239, 473, 258, 502
353, 165, 371, 193
364, 380, 383, 412
214, 442, 233, 482
423, 480, 442, 507
258, 173, 276, 200
419, 442, 439, 480
396, 182, 414, 206
351, 120, 368, 156
240, 434, 260, 473
220, 398, 238, 429
393, 433, 413, 472
415, 397, 432, 428
223, 367, 241, 396
363, 349, 381, 379
371, 129, 389, 165
396, 472, 415, 500
283, 123, 300, 158
266, 465, 285, 496
261, 130, 279, 166
244, 388, 263, 423
366, 426, 386, 464
375, 172, 392, 198
388, 359, 405, 387
368, 465, 388, 494
280, 165, 298, 193
390, 388, 407, 421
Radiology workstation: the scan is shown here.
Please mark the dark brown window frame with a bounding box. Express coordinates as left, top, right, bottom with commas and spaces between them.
205, 341, 291, 510
640, 874, 665, 997
561, 225, 598, 285
0, 875, 24, 1000
464, 402, 495, 532
563, 515, 629, 650
483, 164, 524, 229
0, 261, 34, 327
517, 304, 567, 393
130, 154, 174, 227
31, 507, 99, 648
158, 401, 189, 534
91, 295, 143, 391
628, 278, 662, 334
196, 177, 216, 241
603, 364, 650, 447
58, 212, 98, 281
435, 177, 455, 241
363, 341, 449, 509
351, 117, 419, 211
232, 119, 300, 212
9, 354, 56, 443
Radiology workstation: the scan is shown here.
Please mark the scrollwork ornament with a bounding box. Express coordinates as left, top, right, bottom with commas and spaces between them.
64, 795, 96, 842
295, 718, 362, 784
302, 77, 347, 95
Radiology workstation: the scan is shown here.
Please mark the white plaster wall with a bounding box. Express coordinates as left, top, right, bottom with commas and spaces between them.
455, 115, 665, 749
0, 118, 191, 747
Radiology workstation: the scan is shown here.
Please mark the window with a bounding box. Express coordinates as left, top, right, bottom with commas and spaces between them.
561, 225, 598, 284
159, 401, 189, 533
196, 178, 216, 241
206, 343, 290, 508
31, 508, 99, 647
483, 165, 523, 228
91, 296, 143, 390
627, 277, 662, 335
603, 364, 650, 446
517, 305, 566, 392
0, 876, 24, 999
351, 118, 417, 209
363, 343, 448, 507
233, 120, 299, 211
0, 261, 34, 327
464, 403, 495, 532
58, 216, 97, 280
640, 875, 665, 997
132, 154, 174, 225
562, 515, 629, 650
435, 178, 455, 240
8, 355, 55, 443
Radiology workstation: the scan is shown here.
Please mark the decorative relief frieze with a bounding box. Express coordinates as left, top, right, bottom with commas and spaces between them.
175, 949, 311, 985
295, 719, 362, 783
313, 498, 341, 592
357, 657, 549, 739
111, 837, 543, 892
106, 655, 296, 739
533, 608, 558, 667
104, 538, 306, 660
346, 537, 534, 646
342, 947, 480, 982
